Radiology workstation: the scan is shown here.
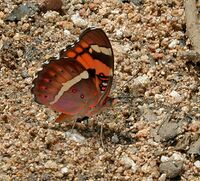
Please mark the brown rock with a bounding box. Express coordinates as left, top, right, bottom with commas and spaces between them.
38, 0, 63, 12
153, 52, 164, 60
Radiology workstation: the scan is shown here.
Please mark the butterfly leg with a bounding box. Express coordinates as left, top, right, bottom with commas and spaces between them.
71, 116, 89, 132
100, 122, 105, 148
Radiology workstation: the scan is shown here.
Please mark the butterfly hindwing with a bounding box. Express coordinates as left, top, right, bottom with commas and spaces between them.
32, 57, 101, 114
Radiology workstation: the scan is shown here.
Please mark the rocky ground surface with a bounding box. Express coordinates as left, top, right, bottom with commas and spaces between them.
0, 0, 200, 180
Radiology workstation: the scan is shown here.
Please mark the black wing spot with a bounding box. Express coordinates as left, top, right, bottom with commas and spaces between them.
87, 69, 96, 77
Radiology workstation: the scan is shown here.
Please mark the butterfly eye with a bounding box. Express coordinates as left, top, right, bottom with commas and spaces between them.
80, 94, 84, 99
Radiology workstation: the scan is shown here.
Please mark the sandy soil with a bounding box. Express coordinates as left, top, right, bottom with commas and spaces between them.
0, 0, 200, 180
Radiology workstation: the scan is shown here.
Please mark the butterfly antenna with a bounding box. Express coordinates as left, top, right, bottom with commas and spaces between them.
120, 77, 134, 90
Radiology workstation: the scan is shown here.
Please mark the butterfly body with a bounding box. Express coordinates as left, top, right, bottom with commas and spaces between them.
32, 28, 114, 122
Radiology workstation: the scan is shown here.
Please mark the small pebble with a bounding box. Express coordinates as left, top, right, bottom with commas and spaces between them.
65, 129, 86, 143
169, 90, 183, 103
64, 29, 71, 36
158, 173, 167, 181
111, 134, 119, 143
171, 152, 184, 161
121, 155, 137, 173
160, 156, 169, 162
43, 11, 59, 19
194, 160, 200, 168
134, 75, 150, 86
60, 166, 69, 174
159, 160, 183, 178
38, 0, 63, 12
71, 13, 88, 27
168, 39, 179, 48
0, 39, 3, 50
44, 160, 58, 170
36, 112, 47, 121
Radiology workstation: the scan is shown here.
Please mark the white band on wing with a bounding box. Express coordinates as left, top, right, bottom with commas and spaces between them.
90, 45, 112, 56
50, 71, 89, 105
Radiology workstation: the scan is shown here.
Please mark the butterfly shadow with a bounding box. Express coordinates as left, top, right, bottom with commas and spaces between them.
48, 114, 136, 147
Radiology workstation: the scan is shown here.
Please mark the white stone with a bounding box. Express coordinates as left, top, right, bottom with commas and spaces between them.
171, 152, 184, 161
146, 177, 153, 181
160, 156, 169, 162
121, 155, 137, 173
194, 160, 200, 168
168, 39, 179, 48
61, 166, 69, 174
44, 11, 59, 19
158, 173, 167, 181
116, 29, 123, 39
141, 163, 151, 173
71, 13, 87, 27
44, 160, 58, 169
134, 75, 150, 86
0, 39, 3, 50
169, 90, 182, 103
64, 29, 71, 36
65, 129, 85, 143
111, 9, 120, 14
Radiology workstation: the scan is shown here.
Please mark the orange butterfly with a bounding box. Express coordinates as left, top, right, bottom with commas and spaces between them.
32, 28, 114, 122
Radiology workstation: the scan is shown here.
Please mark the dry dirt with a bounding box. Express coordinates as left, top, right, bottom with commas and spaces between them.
0, 0, 200, 180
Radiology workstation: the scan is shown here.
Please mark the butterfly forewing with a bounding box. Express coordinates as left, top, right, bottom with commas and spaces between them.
61, 28, 114, 100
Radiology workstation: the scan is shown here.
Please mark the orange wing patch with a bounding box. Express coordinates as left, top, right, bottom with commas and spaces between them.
79, 40, 89, 49
93, 59, 110, 76
74, 45, 83, 53
67, 51, 76, 58
77, 52, 111, 76
76, 55, 90, 69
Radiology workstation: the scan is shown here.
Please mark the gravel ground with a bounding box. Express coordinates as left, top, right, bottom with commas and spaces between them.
0, 0, 200, 180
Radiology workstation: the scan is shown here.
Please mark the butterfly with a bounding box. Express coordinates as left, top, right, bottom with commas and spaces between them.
32, 27, 114, 123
